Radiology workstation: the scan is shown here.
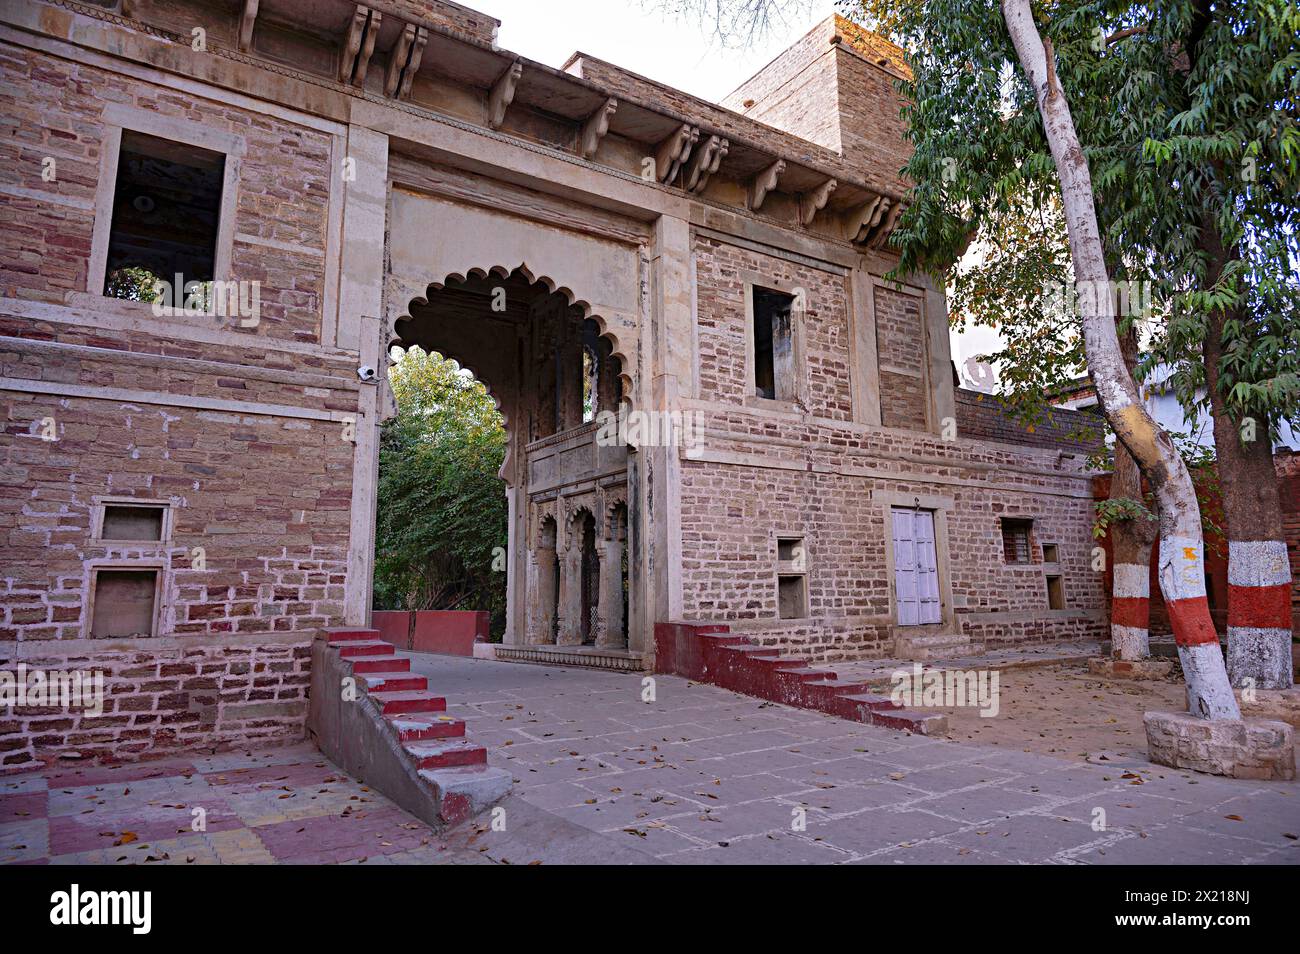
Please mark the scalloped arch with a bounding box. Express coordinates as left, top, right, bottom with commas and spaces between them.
393, 262, 636, 409
562, 503, 598, 551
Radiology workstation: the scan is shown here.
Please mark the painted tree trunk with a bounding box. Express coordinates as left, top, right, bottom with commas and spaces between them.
1199, 229, 1294, 689
1109, 327, 1157, 661
1002, 0, 1239, 718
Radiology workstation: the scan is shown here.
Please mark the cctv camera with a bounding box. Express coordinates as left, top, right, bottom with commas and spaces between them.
357, 366, 377, 382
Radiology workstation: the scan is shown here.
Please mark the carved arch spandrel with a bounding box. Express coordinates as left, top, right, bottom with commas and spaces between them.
600, 489, 629, 541
561, 499, 600, 552
532, 504, 558, 550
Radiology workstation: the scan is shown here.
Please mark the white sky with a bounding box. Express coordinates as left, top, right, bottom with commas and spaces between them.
482, 0, 835, 102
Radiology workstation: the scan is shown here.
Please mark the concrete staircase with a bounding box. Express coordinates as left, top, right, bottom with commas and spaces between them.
308, 627, 512, 828
655, 623, 948, 735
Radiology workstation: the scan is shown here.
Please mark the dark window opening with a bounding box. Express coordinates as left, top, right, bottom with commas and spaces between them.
1001, 518, 1033, 564
753, 285, 795, 400
778, 574, 806, 619
101, 503, 165, 542
1045, 574, 1065, 610
104, 130, 225, 301
90, 569, 159, 638
1041, 543, 1059, 563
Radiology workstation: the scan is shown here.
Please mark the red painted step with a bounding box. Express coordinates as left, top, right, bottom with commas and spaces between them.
369, 690, 448, 715
322, 627, 381, 641
349, 655, 411, 674
385, 712, 467, 742
403, 738, 488, 770
316, 631, 511, 827
655, 621, 949, 736
333, 640, 392, 657
720, 645, 781, 657
358, 671, 426, 693
752, 655, 808, 669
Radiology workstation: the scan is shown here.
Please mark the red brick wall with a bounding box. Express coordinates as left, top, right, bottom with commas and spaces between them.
1279, 450, 1300, 622
1093, 453, 1300, 639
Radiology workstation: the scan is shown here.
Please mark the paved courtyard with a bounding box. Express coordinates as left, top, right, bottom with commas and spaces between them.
2, 654, 1297, 864
424, 655, 1299, 864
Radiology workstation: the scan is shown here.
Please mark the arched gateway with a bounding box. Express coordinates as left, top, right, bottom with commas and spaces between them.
386, 264, 642, 668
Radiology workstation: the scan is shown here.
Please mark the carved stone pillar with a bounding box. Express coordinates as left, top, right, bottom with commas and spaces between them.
595, 537, 625, 649
556, 542, 584, 646
529, 546, 557, 644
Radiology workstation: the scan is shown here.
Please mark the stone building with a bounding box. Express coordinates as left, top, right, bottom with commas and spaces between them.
0, 0, 1103, 769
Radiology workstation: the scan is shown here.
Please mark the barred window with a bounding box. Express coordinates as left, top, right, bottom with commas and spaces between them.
1001, 518, 1033, 564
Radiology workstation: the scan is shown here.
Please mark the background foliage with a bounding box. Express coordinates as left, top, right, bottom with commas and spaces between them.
374, 347, 508, 634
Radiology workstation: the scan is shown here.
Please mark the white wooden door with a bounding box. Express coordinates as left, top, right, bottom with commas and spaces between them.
892, 508, 941, 625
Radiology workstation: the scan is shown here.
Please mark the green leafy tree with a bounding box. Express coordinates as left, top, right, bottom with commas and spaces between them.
848, 0, 1298, 688
374, 347, 508, 633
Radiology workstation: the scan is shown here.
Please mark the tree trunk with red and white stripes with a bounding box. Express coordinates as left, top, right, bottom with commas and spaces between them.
1199, 228, 1293, 690
1003, 0, 1239, 718
1109, 329, 1157, 660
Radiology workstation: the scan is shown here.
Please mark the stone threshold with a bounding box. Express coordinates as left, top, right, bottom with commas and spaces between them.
493, 644, 647, 672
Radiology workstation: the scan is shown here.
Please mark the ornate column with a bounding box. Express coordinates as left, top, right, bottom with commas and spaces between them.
556, 534, 584, 646
595, 536, 625, 649
529, 545, 558, 644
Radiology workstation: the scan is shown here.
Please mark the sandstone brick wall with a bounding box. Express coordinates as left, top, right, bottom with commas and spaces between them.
722, 19, 842, 151
678, 403, 1107, 662
0, 381, 353, 768
875, 286, 928, 430
0, 642, 311, 771
0, 45, 332, 343
0, 39, 352, 770
716, 18, 913, 200
956, 389, 1103, 454
0, 390, 353, 642
831, 42, 913, 197
693, 233, 852, 419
